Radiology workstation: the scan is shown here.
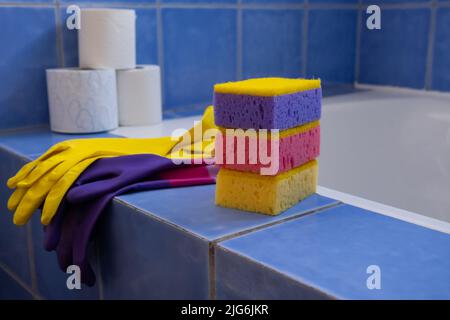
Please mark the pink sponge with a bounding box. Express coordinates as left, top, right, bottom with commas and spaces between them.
216, 121, 320, 175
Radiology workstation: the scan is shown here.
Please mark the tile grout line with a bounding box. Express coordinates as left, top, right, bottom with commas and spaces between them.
236, 0, 242, 80
26, 223, 39, 295
0, 2, 54, 8
354, 1, 363, 84
156, 0, 165, 107
216, 245, 339, 300
115, 196, 340, 301
55, 2, 158, 9
54, 0, 65, 68
207, 201, 342, 300
302, 0, 309, 77
3, 2, 448, 9
374, 2, 434, 9
208, 243, 216, 300
95, 240, 105, 300
425, 0, 437, 90
211, 201, 342, 245
0, 260, 43, 300
0, 2, 445, 10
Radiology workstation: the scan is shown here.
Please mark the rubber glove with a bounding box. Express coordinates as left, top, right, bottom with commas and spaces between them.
8, 155, 113, 225
44, 154, 218, 286
8, 106, 216, 226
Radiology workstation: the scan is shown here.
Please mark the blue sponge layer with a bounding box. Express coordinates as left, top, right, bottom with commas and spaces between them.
214, 88, 322, 130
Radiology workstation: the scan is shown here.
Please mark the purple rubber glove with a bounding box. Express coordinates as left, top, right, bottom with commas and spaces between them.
44, 154, 175, 252
44, 154, 217, 286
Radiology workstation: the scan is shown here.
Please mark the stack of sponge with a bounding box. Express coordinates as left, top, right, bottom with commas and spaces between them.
213, 78, 322, 215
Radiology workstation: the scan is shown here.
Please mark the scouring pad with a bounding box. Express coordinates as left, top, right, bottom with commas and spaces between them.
214, 78, 321, 130
215, 160, 318, 215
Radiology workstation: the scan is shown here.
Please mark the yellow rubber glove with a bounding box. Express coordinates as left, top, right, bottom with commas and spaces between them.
171, 105, 217, 161
7, 106, 216, 226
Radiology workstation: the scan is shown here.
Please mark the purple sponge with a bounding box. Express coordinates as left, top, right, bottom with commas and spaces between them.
214, 88, 322, 130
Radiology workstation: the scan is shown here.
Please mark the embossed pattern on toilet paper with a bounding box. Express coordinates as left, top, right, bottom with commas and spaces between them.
46, 69, 118, 133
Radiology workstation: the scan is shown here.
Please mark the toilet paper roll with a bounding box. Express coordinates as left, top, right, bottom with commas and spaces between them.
46, 68, 118, 133
79, 9, 136, 69
117, 65, 162, 126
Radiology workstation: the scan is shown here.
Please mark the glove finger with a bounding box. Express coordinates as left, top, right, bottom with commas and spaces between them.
46, 149, 124, 185
7, 161, 38, 188
13, 174, 55, 225
16, 157, 64, 188
56, 238, 73, 272
200, 105, 215, 132
80, 261, 96, 287
55, 205, 79, 272
7, 187, 27, 211
41, 156, 104, 225
43, 201, 67, 251
37, 141, 70, 161
72, 199, 109, 283
7, 143, 68, 188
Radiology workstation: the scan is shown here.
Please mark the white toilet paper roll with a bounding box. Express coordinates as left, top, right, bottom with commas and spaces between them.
46, 68, 118, 133
117, 65, 162, 126
79, 9, 136, 69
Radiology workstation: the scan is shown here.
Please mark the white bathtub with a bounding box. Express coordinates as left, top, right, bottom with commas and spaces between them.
319, 86, 450, 226
112, 85, 450, 232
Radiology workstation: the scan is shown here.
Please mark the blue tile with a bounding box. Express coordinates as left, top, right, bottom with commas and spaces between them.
359, 9, 430, 89
216, 248, 331, 299
162, 9, 237, 109
0, 131, 109, 299
0, 128, 117, 159
99, 200, 210, 299
162, 0, 235, 3
61, 7, 158, 67
309, 0, 356, 3
60, 8, 78, 68
30, 214, 100, 299
307, 9, 357, 84
135, 9, 159, 65
0, 0, 53, 2
165, 101, 210, 118
361, 0, 427, 3
242, 9, 303, 79
217, 204, 450, 299
0, 8, 58, 130
101, 189, 336, 298
0, 267, 33, 300
61, 0, 154, 2
0, 151, 32, 287
242, 0, 303, 3
432, 8, 450, 92
118, 185, 338, 240
322, 82, 361, 97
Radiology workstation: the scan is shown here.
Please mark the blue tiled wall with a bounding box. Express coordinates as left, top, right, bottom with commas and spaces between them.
358, 2, 450, 91
0, 0, 448, 131
0, 0, 353, 131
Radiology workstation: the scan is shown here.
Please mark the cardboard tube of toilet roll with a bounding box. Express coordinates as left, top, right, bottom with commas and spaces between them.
117, 65, 163, 126
46, 68, 118, 133
79, 8, 136, 69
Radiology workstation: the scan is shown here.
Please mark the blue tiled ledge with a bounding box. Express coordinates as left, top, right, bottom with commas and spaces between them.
216, 204, 450, 299
1, 128, 449, 299
0, 128, 338, 299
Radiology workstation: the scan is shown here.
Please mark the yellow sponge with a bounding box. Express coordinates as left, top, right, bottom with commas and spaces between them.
214, 77, 321, 96
215, 160, 318, 215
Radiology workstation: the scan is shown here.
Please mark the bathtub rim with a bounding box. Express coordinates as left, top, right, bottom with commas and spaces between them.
317, 186, 450, 235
